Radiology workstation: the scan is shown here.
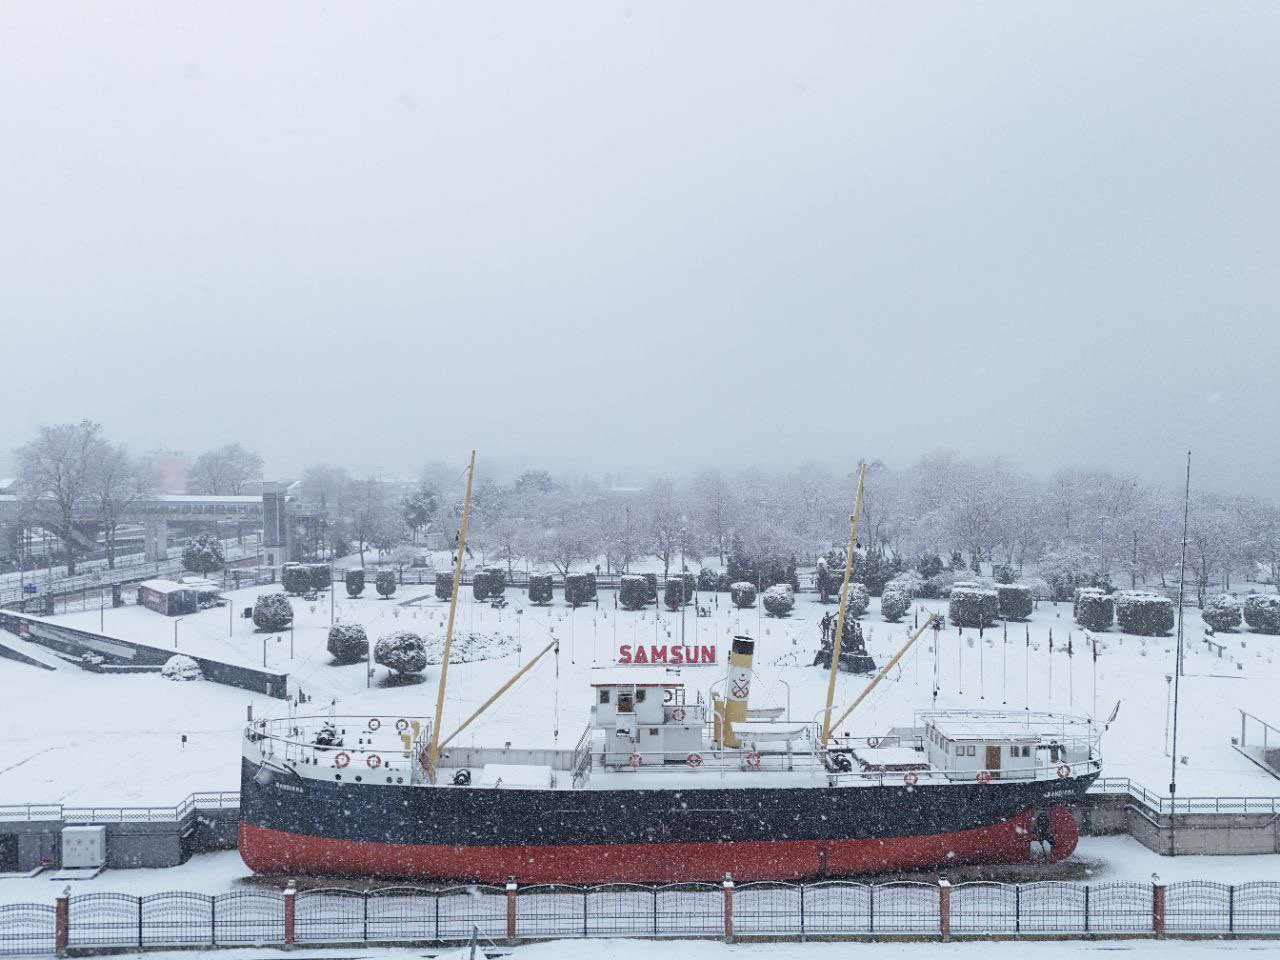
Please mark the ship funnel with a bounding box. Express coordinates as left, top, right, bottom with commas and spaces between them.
713, 635, 755, 749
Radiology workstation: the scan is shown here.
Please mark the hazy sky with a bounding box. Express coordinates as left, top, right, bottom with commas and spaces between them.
1, 2, 1276, 492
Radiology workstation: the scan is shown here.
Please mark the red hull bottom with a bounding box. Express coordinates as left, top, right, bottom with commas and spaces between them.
240, 806, 1078, 883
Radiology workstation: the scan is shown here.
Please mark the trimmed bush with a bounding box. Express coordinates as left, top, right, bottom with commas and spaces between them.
374, 630, 427, 676
309, 564, 332, 593
664, 577, 685, 611
375, 569, 397, 599
345, 568, 365, 598
1203, 594, 1242, 632
841, 582, 870, 619
880, 586, 911, 623
762, 583, 795, 618
948, 585, 999, 628
484, 567, 506, 599
327, 623, 369, 664
161, 654, 202, 682
583, 572, 598, 601
697, 569, 724, 592
252, 593, 293, 632
1075, 591, 1114, 632
669, 573, 695, 604
1243, 594, 1280, 635
641, 573, 658, 603
997, 584, 1033, 621
730, 582, 757, 609
528, 574, 554, 606
435, 572, 452, 601
620, 575, 648, 611
992, 564, 1016, 585
565, 573, 590, 607
281, 564, 310, 596
1115, 591, 1175, 636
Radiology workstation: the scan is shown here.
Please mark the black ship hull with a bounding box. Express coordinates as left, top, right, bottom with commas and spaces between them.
239, 758, 1093, 882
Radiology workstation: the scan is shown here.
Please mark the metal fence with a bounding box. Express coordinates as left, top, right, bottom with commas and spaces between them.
6, 879, 1280, 955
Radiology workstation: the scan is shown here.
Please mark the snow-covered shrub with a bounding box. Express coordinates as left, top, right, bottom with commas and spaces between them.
375, 570, 397, 598
161, 654, 202, 682
308, 563, 332, 593
528, 574, 553, 606
1203, 594, 1242, 632
763, 583, 795, 618
916, 553, 944, 579
252, 593, 293, 632
374, 630, 427, 676
620, 575, 648, 611
922, 569, 983, 600
731, 582, 757, 609
697, 569, 729, 592
664, 577, 685, 611
997, 584, 1033, 621
483, 567, 506, 598
1243, 594, 1280, 634
181, 532, 225, 576
1074, 591, 1114, 632
880, 586, 911, 623
344, 568, 365, 598
948, 585, 999, 628
435, 572, 452, 601
885, 570, 924, 598
565, 573, 590, 607
281, 564, 310, 596
473, 570, 499, 601
327, 623, 369, 664
641, 573, 658, 603
848, 582, 871, 618
1019, 576, 1053, 602
992, 564, 1016, 585
1115, 591, 1175, 636
583, 572, 598, 601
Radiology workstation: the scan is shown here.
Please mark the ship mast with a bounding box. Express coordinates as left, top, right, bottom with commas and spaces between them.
827, 613, 939, 736
426, 450, 476, 783
821, 462, 867, 746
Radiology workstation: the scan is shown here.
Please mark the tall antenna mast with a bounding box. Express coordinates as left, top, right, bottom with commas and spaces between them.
1170, 449, 1191, 823
822, 462, 866, 746
427, 450, 477, 783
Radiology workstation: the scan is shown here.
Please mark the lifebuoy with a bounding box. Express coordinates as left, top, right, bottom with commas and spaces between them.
745, 752, 762, 769
976, 770, 991, 783
671, 707, 686, 722
1057, 764, 1071, 779
334, 752, 350, 769
367, 718, 381, 731
686, 752, 702, 767
867, 737, 881, 749
628, 753, 643, 768
395, 719, 410, 733
367, 754, 382, 769
904, 771, 919, 787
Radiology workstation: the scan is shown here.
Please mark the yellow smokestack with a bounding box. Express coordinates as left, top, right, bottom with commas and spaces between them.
714, 636, 755, 749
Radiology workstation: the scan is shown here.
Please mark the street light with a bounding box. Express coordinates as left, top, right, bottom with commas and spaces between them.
174, 617, 184, 649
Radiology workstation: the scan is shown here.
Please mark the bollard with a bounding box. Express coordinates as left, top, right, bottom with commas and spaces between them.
55, 892, 69, 957
723, 873, 735, 943
1153, 883, 1166, 937
506, 876, 518, 944
283, 883, 296, 945
939, 879, 952, 940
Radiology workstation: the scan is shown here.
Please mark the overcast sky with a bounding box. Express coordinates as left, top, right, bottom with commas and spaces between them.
1, 2, 1276, 492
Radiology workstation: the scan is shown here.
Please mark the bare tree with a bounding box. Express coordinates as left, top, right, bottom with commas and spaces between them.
16, 420, 105, 575
188, 443, 264, 495
346, 477, 400, 567
91, 443, 154, 568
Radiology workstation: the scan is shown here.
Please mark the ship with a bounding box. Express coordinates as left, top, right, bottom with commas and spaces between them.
239, 456, 1101, 883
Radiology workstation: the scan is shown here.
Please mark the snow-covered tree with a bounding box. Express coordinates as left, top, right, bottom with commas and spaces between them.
528, 573, 554, 605
182, 532, 225, 576
252, 593, 293, 632
374, 630, 427, 676
375, 569, 397, 598
1203, 594, 1242, 632
731, 582, 757, 609
345, 568, 365, 598
1243, 594, 1280, 635
880, 586, 911, 623
327, 623, 369, 664
1074, 591, 1115, 632
763, 583, 795, 618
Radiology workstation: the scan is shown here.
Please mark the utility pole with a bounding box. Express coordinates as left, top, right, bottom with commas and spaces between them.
1170, 449, 1192, 851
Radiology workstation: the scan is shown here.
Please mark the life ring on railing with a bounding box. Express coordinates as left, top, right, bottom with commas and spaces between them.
367, 754, 382, 769
867, 737, 881, 748
745, 752, 762, 769
628, 753, 643, 768
976, 770, 991, 784
395, 718, 410, 733
686, 752, 702, 768
367, 718, 381, 731
671, 707, 686, 722
1057, 764, 1071, 779
333, 752, 350, 769
903, 771, 919, 787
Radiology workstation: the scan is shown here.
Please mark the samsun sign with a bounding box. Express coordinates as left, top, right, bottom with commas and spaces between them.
617, 644, 718, 665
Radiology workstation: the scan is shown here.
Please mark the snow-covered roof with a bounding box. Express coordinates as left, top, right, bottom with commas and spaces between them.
138, 579, 198, 595
921, 710, 1093, 742
155, 494, 261, 504
590, 667, 685, 688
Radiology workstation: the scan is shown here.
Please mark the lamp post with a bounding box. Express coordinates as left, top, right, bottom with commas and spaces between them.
173, 617, 185, 649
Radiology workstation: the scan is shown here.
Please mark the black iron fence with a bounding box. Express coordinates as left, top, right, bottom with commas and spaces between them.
7, 879, 1280, 955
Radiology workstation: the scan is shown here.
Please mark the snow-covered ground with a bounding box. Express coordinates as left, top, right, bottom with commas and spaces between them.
5, 582, 1278, 808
